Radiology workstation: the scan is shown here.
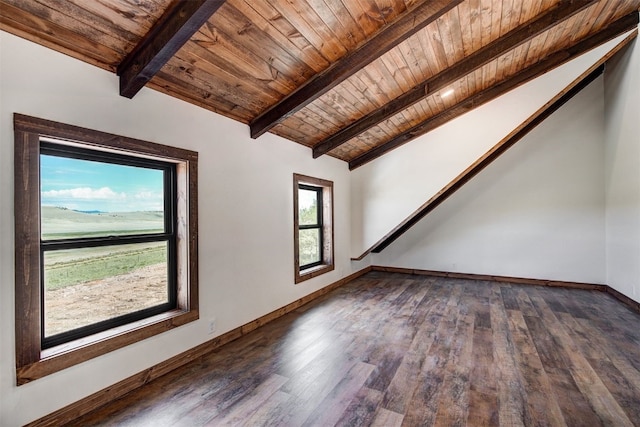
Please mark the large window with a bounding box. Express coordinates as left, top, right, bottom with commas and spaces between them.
293, 174, 334, 283
14, 114, 198, 384
40, 142, 178, 348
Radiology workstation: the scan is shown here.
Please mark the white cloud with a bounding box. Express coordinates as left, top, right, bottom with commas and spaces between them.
134, 191, 163, 200
41, 187, 164, 212
42, 187, 126, 200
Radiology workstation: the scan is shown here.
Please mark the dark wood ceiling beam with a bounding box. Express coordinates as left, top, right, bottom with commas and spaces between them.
117, 0, 226, 98
348, 11, 639, 170
313, 0, 597, 158
248, 0, 463, 139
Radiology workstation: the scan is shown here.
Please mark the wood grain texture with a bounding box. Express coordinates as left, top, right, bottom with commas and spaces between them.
312, 0, 597, 158
2, 0, 639, 163
26, 267, 373, 427
248, 0, 463, 138
324, 4, 639, 162
347, 15, 639, 168
54, 271, 640, 426
13, 128, 42, 371
118, 0, 226, 98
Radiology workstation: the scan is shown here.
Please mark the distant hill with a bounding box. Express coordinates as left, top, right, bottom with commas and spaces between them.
75, 209, 103, 214
41, 206, 164, 239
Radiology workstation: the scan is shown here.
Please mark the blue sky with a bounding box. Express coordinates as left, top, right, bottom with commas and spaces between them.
40, 155, 164, 212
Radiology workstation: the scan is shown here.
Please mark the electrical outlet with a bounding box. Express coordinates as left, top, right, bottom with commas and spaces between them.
207, 318, 216, 335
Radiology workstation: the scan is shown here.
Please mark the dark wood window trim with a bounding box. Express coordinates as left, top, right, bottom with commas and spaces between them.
14, 114, 199, 385
293, 174, 334, 284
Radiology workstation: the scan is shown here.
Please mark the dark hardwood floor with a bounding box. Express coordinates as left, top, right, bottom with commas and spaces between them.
68, 272, 640, 426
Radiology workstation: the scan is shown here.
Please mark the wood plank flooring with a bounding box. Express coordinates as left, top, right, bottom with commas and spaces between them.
67, 272, 640, 426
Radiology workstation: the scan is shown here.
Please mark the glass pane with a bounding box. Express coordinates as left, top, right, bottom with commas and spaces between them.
40, 154, 165, 240
43, 241, 169, 338
299, 228, 321, 267
298, 188, 319, 226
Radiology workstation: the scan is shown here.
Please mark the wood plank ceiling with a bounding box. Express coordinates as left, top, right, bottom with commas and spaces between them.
1, 0, 639, 169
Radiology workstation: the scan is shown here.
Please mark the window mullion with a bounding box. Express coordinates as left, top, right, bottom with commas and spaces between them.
298, 224, 321, 230
41, 233, 173, 251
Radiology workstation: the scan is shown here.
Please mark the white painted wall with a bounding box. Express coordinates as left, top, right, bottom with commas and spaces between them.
604, 38, 640, 302
359, 34, 640, 295
351, 34, 631, 258
0, 32, 368, 426
372, 77, 607, 284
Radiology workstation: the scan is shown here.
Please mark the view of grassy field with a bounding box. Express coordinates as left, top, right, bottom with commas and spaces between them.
42, 206, 169, 337
42, 206, 167, 289
44, 242, 167, 290
41, 206, 164, 240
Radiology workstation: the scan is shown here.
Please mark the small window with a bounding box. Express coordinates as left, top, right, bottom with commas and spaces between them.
293, 174, 334, 283
14, 114, 199, 384
298, 184, 323, 269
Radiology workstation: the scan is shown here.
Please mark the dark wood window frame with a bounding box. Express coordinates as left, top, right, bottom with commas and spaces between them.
14, 114, 199, 385
293, 174, 334, 284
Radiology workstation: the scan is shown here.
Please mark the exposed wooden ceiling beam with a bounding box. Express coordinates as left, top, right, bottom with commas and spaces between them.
348, 11, 639, 170
313, 0, 597, 158
352, 29, 637, 260
248, 0, 463, 139
118, 0, 226, 98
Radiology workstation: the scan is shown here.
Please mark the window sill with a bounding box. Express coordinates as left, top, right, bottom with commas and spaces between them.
18, 309, 198, 385
295, 263, 334, 284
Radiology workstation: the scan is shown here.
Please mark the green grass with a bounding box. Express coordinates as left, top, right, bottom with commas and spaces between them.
41, 207, 169, 290
41, 206, 165, 240
44, 243, 167, 290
